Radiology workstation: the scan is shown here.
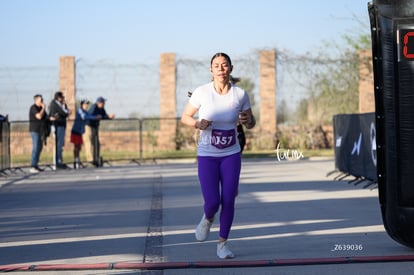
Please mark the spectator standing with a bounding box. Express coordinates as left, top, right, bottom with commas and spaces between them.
83, 97, 115, 167
49, 91, 69, 169
29, 94, 53, 173
70, 99, 101, 169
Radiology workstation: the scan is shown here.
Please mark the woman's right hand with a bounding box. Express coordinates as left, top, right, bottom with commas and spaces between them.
195, 119, 212, 130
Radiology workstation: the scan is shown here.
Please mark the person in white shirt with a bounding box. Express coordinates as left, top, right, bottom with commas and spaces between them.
181, 52, 256, 259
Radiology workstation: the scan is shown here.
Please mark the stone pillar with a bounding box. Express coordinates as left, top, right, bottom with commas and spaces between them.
359, 49, 375, 113
159, 53, 177, 150
59, 56, 76, 120
259, 50, 277, 148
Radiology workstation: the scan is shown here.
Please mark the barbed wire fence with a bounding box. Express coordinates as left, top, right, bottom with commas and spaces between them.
0, 49, 352, 123
75, 59, 161, 118
0, 66, 59, 121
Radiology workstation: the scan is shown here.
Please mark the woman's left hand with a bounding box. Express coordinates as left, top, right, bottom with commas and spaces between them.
239, 112, 252, 125
239, 110, 256, 129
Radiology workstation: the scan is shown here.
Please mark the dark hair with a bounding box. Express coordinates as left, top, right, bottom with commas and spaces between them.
230, 76, 240, 84
210, 52, 232, 67
34, 94, 43, 100
54, 91, 64, 100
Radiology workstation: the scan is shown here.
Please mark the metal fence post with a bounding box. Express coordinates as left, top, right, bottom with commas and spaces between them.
139, 119, 143, 161
0, 116, 11, 174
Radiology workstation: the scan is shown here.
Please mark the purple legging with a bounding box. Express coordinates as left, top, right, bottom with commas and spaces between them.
197, 152, 241, 240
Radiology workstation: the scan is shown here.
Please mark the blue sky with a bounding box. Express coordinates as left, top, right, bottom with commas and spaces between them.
0, 0, 370, 66
0, 0, 371, 120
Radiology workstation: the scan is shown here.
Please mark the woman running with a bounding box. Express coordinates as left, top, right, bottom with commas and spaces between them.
181, 52, 256, 259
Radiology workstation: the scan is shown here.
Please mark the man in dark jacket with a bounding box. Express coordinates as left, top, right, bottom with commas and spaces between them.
83, 97, 115, 167
49, 91, 69, 169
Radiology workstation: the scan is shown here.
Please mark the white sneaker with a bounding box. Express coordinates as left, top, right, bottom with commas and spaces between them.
195, 214, 213, 242
217, 241, 235, 259
29, 167, 39, 174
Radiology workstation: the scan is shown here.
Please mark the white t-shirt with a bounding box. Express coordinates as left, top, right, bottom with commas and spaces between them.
189, 82, 251, 157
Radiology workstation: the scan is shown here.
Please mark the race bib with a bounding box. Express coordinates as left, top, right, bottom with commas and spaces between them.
211, 129, 236, 149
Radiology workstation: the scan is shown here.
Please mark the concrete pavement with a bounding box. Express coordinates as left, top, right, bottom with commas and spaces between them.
1, 158, 414, 274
